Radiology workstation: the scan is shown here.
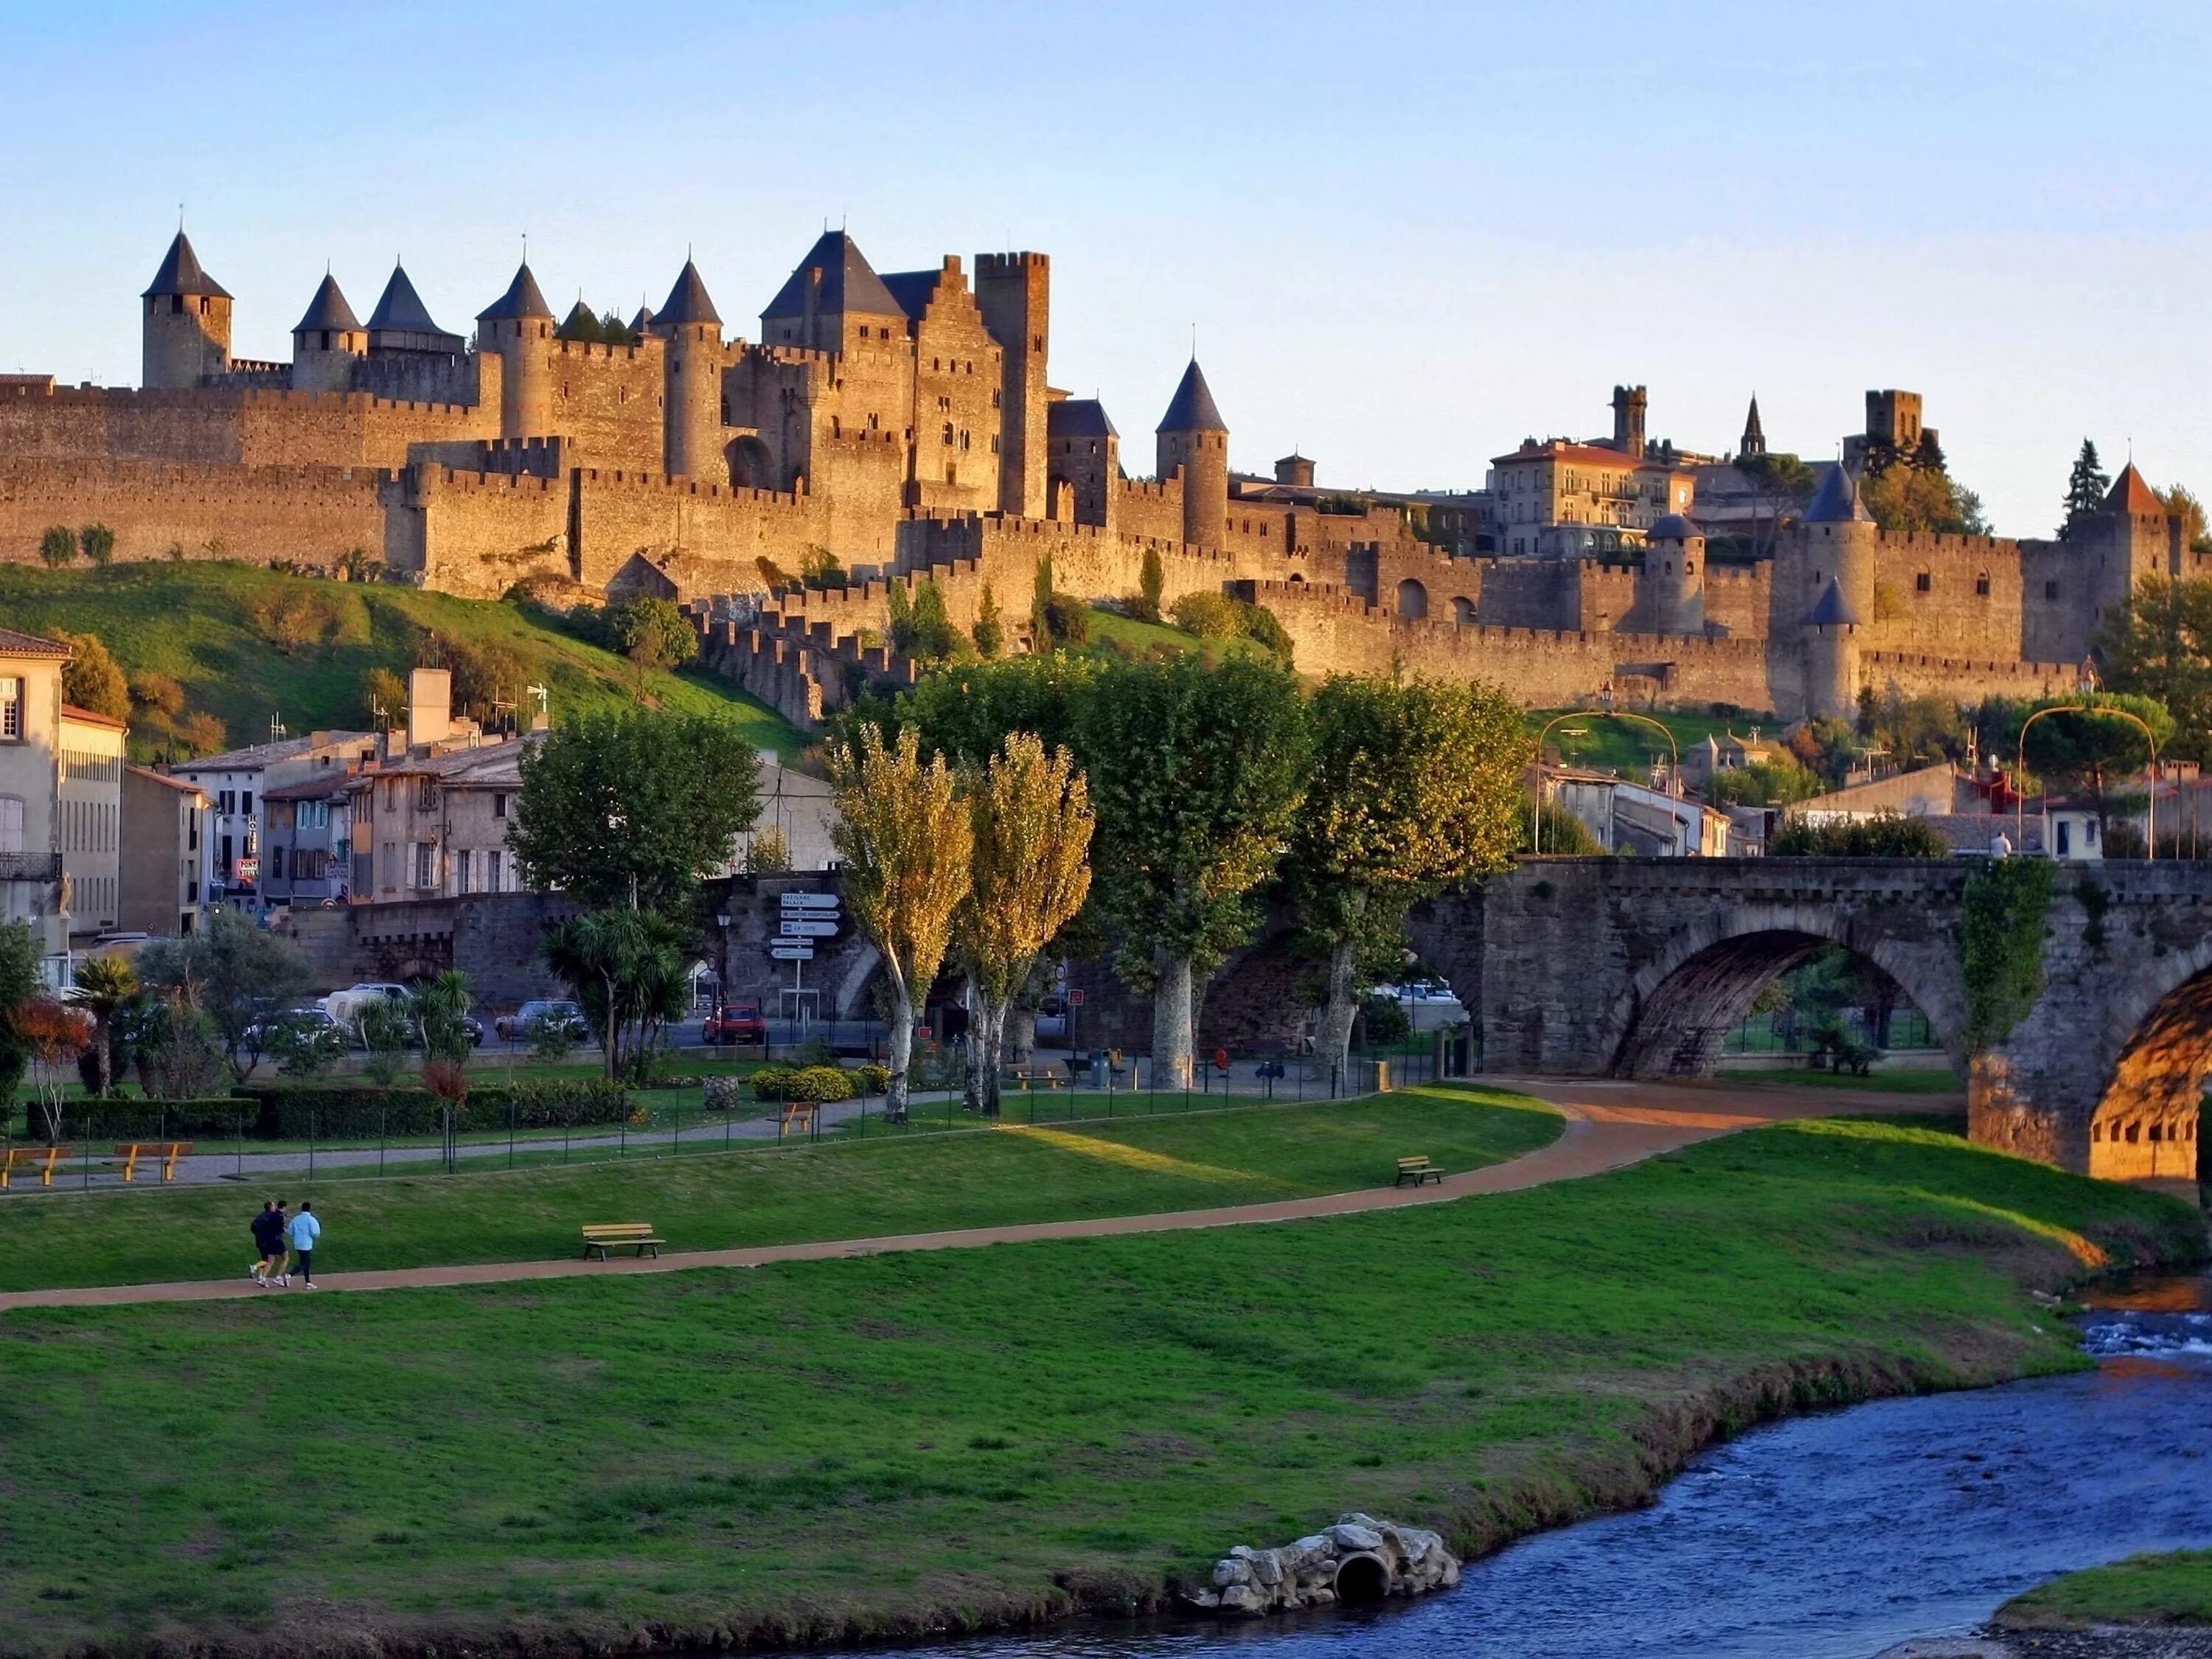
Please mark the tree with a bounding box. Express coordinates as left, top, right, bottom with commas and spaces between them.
2061, 439, 2111, 538
128, 990, 229, 1099
177, 711, 227, 757
52, 630, 131, 723
604, 595, 698, 674
0, 919, 43, 1110
1030, 557, 1055, 653
512, 710, 762, 913
2007, 692, 2175, 834
800, 546, 848, 589
1861, 465, 1986, 535
15, 1000, 91, 1141
1072, 654, 1310, 1087
38, 525, 76, 567
742, 825, 793, 874
413, 969, 475, 1067
1290, 675, 1525, 1071
887, 653, 1096, 766
1736, 453, 1818, 560
69, 953, 138, 1097
1135, 546, 1166, 623
364, 666, 408, 728
1041, 593, 1091, 647
78, 523, 115, 566
136, 910, 313, 1079
2159, 485, 2212, 554
956, 734, 1093, 1116
1770, 813, 1950, 857
1518, 796, 1601, 853
543, 909, 689, 1081
972, 583, 1004, 659
891, 577, 963, 664
830, 725, 973, 1121
251, 588, 338, 656
1703, 758, 1823, 807
2098, 576, 2212, 764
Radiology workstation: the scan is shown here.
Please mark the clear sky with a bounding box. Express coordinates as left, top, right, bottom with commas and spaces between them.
4, 0, 2206, 535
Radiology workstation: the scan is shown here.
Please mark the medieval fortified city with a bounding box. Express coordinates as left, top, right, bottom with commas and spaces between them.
0, 7, 2208, 1658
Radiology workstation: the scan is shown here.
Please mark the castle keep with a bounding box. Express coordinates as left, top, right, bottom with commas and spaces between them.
2, 229, 2188, 726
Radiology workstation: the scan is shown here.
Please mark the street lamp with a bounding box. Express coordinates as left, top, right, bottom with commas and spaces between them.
1530, 703, 1683, 855
2015, 703, 2160, 860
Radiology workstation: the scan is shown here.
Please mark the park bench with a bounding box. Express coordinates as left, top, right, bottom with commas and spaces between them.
111, 1141, 193, 1183
580, 1222, 664, 1262
778, 1102, 818, 1134
1, 1144, 66, 1189
1004, 1064, 1066, 1091
1394, 1155, 1444, 1187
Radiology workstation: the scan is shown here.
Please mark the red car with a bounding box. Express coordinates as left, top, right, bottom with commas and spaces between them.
705, 1001, 767, 1045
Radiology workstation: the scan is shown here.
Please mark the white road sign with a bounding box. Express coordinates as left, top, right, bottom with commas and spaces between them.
780, 919, 839, 938
779, 892, 841, 911
769, 944, 815, 961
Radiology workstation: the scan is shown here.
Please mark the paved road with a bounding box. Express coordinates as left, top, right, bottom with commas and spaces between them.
0, 1078, 1956, 1313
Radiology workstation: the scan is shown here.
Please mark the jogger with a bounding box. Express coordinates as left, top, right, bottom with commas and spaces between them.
249, 1201, 286, 1287
286, 1201, 321, 1287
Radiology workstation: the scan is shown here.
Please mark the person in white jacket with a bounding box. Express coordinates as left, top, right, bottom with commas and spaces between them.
284, 1201, 322, 1288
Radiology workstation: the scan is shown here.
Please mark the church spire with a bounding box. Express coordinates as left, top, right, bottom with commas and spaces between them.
1739, 393, 1767, 459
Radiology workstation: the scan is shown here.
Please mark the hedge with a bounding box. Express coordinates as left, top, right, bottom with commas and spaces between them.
749, 1064, 856, 1103
227, 1080, 635, 1138
24, 1099, 245, 1141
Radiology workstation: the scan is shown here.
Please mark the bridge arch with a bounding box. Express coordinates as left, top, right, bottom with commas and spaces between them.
2084, 936, 2212, 1181
1604, 905, 1966, 1079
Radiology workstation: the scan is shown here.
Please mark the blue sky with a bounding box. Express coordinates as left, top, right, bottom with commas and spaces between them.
4, 0, 2207, 534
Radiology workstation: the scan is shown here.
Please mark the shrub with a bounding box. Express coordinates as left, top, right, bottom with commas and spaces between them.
852, 1062, 890, 1094
41, 1098, 245, 1143
1041, 592, 1091, 647
223, 1080, 634, 1138
78, 524, 115, 565
748, 1064, 855, 1103
1171, 591, 1240, 639
38, 525, 76, 567
1770, 813, 1950, 857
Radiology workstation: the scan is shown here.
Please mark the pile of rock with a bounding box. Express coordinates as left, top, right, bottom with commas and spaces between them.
1183, 1513, 1461, 1615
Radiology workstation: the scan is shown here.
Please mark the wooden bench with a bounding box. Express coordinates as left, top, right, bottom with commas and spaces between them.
1, 1144, 66, 1189
1394, 1155, 1444, 1187
1004, 1064, 1066, 1091
111, 1141, 193, 1183
580, 1222, 664, 1262
777, 1102, 818, 1134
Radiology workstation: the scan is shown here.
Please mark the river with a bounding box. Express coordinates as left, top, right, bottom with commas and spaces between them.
774, 1272, 2212, 1659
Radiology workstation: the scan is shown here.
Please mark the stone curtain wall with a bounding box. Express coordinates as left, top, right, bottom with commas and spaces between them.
0, 459, 388, 568
542, 338, 668, 473
386, 466, 572, 595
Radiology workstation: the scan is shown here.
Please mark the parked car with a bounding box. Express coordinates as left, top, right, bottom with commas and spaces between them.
244, 1004, 341, 1046
321, 982, 409, 1029
703, 1001, 768, 1045
495, 999, 587, 1043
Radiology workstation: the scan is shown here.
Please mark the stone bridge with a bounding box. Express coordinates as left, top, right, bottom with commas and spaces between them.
1411, 857, 2212, 1182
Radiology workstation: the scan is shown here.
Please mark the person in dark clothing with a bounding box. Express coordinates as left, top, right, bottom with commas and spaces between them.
249, 1200, 287, 1288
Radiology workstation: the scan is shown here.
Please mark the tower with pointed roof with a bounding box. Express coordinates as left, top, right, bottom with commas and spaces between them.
365, 263, 463, 358
476, 261, 554, 440
290, 274, 366, 393
1800, 576, 1862, 720
658, 258, 725, 481
142, 229, 233, 389
1638, 513, 1707, 636
1156, 358, 1228, 550
759, 231, 906, 355
1739, 394, 1766, 460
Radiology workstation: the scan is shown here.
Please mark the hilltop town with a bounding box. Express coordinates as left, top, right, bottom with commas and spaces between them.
4, 229, 2195, 733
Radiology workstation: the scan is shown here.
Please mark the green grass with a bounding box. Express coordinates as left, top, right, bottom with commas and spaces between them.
1736, 1067, 1964, 1094
0, 1102, 2198, 1655
1531, 706, 1747, 779
2001, 1550, 2212, 1628
1079, 604, 1266, 662
0, 1085, 1562, 1290
0, 562, 808, 760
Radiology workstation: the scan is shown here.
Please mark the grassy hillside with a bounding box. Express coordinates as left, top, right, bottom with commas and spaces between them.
1530, 706, 1752, 778
0, 562, 807, 760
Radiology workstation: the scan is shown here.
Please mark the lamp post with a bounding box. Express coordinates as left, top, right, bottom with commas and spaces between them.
1531, 703, 1682, 854
2015, 703, 2160, 860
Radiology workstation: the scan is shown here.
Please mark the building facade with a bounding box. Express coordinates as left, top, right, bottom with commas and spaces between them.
119, 765, 209, 937
57, 704, 125, 944
0, 628, 69, 978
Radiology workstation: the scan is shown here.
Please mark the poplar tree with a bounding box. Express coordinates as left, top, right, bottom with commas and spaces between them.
1290, 675, 1527, 1071
955, 734, 1093, 1114
1029, 557, 1055, 653
830, 725, 973, 1121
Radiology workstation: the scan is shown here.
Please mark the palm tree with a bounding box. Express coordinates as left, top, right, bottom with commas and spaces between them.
69, 955, 139, 1098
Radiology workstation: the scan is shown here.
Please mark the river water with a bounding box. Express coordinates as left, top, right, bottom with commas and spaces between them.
785, 1272, 2212, 1659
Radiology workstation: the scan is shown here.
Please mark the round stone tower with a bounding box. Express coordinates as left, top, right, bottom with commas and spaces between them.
1639, 512, 1707, 635
1801, 576, 1862, 720
290, 273, 366, 394
1156, 358, 1228, 549
1797, 462, 1879, 626
656, 258, 724, 481
142, 229, 232, 389
476, 261, 554, 439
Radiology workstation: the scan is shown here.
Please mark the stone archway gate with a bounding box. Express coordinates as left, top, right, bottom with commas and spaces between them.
1411, 856, 2212, 1179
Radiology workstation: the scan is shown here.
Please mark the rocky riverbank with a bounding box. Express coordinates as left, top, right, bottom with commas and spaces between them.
1878, 1632, 2212, 1658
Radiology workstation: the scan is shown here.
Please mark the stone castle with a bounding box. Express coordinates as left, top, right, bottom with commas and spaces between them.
1, 227, 2194, 726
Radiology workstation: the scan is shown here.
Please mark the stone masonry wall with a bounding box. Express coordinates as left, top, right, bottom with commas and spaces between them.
0, 458, 389, 568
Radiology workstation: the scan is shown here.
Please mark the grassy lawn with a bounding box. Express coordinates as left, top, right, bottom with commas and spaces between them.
2000, 1550, 2212, 1628
0, 1085, 1561, 1290
1732, 1067, 1963, 1094
0, 561, 808, 760
0, 1107, 2199, 1656
1080, 604, 1265, 663
1530, 706, 1747, 778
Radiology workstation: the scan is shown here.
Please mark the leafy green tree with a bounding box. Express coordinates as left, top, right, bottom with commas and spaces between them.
2098, 576, 2212, 764
0, 920, 44, 1110
38, 526, 76, 567
555, 302, 605, 344
830, 725, 974, 1121
1030, 557, 1055, 652
512, 711, 762, 912
363, 666, 409, 728
1072, 654, 1310, 1086
1770, 814, 1950, 857
78, 524, 115, 566
266, 1009, 345, 1077
412, 970, 475, 1067
1290, 675, 1525, 1070
604, 595, 698, 674
1517, 796, 1601, 853
1041, 592, 1091, 647
52, 630, 131, 722
972, 582, 1004, 659
136, 910, 313, 1079
891, 577, 963, 663
358, 995, 410, 1085
68, 954, 138, 1096
1703, 758, 1823, 807
2061, 439, 2112, 538
2159, 485, 2211, 554
1135, 546, 1166, 623
888, 653, 1096, 765
543, 909, 689, 1082
1862, 465, 1986, 535
2006, 692, 2175, 833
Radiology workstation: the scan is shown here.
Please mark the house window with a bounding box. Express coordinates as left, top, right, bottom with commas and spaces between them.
414, 842, 435, 889
271, 846, 286, 880
0, 796, 22, 852
487, 849, 504, 891
1915, 572, 1932, 593
456, 849, 473, 892
2045, 580, 2060, 601
241, 790, 254, 816
493, 793, 508, 819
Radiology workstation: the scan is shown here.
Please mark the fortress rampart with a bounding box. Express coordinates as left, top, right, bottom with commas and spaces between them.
1, 457, 388, 569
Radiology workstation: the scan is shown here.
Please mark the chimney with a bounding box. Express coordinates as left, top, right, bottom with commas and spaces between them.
408, 667, 453, 751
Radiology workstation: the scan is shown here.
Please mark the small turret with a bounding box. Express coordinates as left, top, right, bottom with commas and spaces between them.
291, 274, 366, 393
1793, 461, 1879, 627
365, 263, 463, 357
1611, 383, 1648, 460
1801, 576, 1861, 720
142, 229, 232, 389
1156, 358, 1228, 549
1276, 453, 1315, 488
476, 261, 554, 439
1638, 512, 1706, 636
658, 258, 725, 481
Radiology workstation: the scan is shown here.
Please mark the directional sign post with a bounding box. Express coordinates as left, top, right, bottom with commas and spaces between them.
769, 944, 815, 961
779, 892, 841, 912
780, 919, 840, 939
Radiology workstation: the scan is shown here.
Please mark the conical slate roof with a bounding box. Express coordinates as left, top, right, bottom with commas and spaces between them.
558, 300, 599, 338
144, 229, 231, 299
1742, 394, 1764, 443
1157, 358, 1226, 433
761, 232, 904, 322
2106, 463, 2163, 515
629, 305, 655, 335
1649, 512, 1699, 540
1804, 577, 1861, 628
658, 259, 721, 327
293, 274, 361, 333
1804, 463, 1873, 524
1048, 398, 1119, 440
366, 264, 444, 334
478, 261, 554, 323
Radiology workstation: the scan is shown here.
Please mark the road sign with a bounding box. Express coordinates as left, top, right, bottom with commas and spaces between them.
769, 944, 815, 961
780, 919, 839, 938
1069, 989, 1085, 1006
779, 891, 840, 911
